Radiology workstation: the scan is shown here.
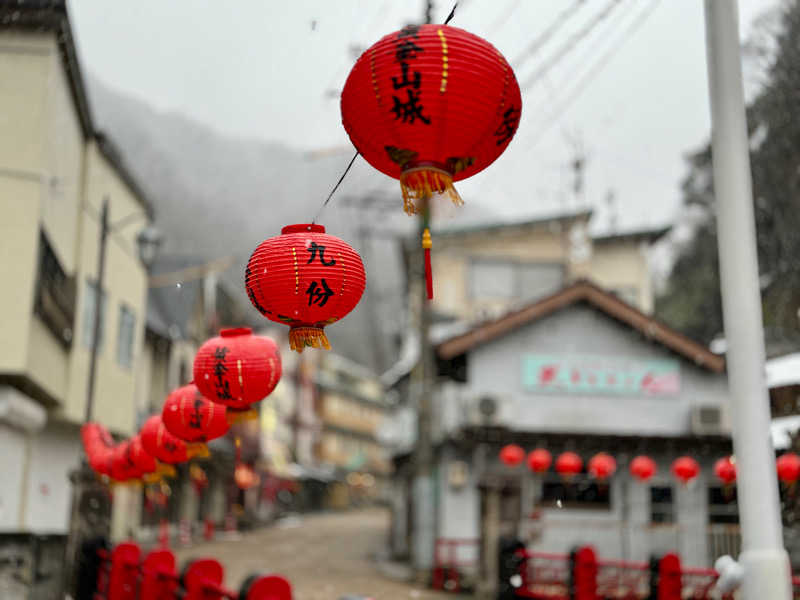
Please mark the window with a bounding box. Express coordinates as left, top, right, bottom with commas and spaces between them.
469, 259, 563, 301
517, 263, 564, 300
470, 260, 515, 299
650, 486, 674, 524
541, 477, 611, 509
708, 486, 739, 524
34, 231, 76, 347
81, 279, 106, 351
612, 287, 639, 307
116, 305, 136, 368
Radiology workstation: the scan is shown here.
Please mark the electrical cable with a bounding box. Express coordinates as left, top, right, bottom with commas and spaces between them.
510, 0, 587, 70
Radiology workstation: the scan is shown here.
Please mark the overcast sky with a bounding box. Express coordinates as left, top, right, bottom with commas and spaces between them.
68, 0, 778, 232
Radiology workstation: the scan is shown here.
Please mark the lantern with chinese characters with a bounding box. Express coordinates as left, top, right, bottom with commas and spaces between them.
162, 384, 230, 442
110, 441, 143, 482
588, 453, 617, 480
713, 456, 737, 485
81, 422, 115, 476
245, 225, 366, 352
129, 434, 173, 482
671, 456, 700, 484
556, 452, 583, 478
234, 463, 259, 490
629, 455, 657, 482
193, 328, 282, 411
499, 444, 525, 466
341, 24, 521, 216
777, 453, 800, 484
526, 448, 552, 474
140, 415, 208, 465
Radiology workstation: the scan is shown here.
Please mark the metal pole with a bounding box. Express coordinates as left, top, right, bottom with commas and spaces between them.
84, 196, 109, 423
703, 3, 791, 597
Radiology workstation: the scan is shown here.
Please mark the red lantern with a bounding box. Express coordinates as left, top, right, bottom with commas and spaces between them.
140, 415, 208, 465
341, 25, 521, 216
526, 448, 552, 473
81, 422, 115, 476
162, 384, 230, 442
128, 435, 157, 474
245, 225, 366, 352
555, 452, 583, 477
499, 444, 525, 466
671, 456, 700, 484
588, 453, 617, 480
629, 455, 657, 482
777, 453, 800, 483
110, 441, 142, 482
193, 328, 282, 411
713, 456, 737, 484
234, 463, 259, 490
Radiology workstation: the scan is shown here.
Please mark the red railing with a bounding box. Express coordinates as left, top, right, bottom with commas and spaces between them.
432, 538, 480, 592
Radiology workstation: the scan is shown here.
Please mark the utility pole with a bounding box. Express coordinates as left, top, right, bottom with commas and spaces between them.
85, 196, 109, 422
704, 2, 791, 598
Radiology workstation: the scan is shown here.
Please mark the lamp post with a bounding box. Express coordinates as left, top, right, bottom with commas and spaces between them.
704, 2, 791, 598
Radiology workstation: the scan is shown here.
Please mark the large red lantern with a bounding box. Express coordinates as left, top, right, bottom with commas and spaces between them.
671, 456, 700, 484
526, 448, 552, 474
193, 328, 282, 411
162, 384, 230, 442
81, 422, 115, 476
713, 456, 737, 485
556, 452, 583, 477
341, 25, 521, 216
629, 455, 657, 482
140, 416, 208, 465
245, 225, 366, 352
588, 453, 617, 480
777, 453, 800, 484
499, 444, 525, 466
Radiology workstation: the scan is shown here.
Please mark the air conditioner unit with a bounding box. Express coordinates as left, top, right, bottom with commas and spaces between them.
465, 394, 510, 427
691, 405, 724, 435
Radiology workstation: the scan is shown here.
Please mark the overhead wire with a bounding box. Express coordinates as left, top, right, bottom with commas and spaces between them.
510, 0, 587, 70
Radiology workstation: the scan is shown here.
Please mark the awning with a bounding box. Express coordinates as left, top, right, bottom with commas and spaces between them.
771, 415, 800, 449
766, 353, 800, 389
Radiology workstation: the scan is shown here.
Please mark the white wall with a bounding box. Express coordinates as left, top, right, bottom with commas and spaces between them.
0, 424, 28, 531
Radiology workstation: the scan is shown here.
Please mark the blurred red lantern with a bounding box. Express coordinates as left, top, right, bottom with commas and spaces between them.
341, 25, 521, 216
499, 444, 525, 466
128, 435, 157, 475
556, 452, 583, 477
162, 384, 230, 442
193, 328, 282, 411
588, 453, 617, 480
234, 463, 259, 490
140, 416, 208, 465
81, 422, 115, 476
713, 456, 737, 485
629, 455, 657, 482
671, 456, 700, 484
777, 453, 800, 483
526, 448, 552, 473
245, 225, 366, 352
110, 441, 143, 482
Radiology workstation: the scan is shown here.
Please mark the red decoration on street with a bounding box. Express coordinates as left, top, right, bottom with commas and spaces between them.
671, 456, 700, 484
340, 24, 521, 215
555, 452, 583, 477
499, 444, 525, 466
140, 415, 208, 465
588, 453, 617, 480
110, 440, 142, 482
193, 328, 282, 411
777, 453, 800, 483
629, 455, 657, 482
162, 384, 230, 442
234, 463, 259, 490
245, 225, 366, 352
713, 456, 737, 484
422, 228, 433, 300
81, 422, 115, 476
526, 448, 552, 473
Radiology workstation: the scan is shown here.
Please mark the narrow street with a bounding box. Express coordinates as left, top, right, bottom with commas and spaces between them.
174, 508, 464, 600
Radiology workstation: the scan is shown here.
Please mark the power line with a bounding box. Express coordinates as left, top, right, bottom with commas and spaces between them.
510, 0, 586, 70
488, 0, 523, 36
525, 0, 662, 150
520, 0, 625, 93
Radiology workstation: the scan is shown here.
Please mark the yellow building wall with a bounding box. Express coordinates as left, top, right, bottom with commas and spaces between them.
589, 241, 653, 313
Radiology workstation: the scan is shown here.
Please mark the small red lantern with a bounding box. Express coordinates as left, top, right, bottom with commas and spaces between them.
499, 444, 525, 466
162, 384, 230, 442
526, 448, 552, 473
713, 456, 737, 485
341, 25, 521, 216
140, 415, 208, 465
588, 453, 617, 480
193, 328, 282, 411
110, 441, 142, 482
556, 452, 583, 477
671, 456, 700, 484
81, 422, 115, 476
629, 455, 657, 482
234, 463, 259, 490
245, 225, 366, 352
777, 453, 800, 484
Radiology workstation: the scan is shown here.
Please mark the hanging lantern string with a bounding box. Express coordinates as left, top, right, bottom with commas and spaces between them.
310, 3, 457, 225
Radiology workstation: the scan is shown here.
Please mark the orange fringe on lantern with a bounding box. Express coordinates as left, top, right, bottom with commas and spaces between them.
186, 443, 210, 460
400, 166, 463, 215
289, 326, 331, 353
226, 407, 258, 425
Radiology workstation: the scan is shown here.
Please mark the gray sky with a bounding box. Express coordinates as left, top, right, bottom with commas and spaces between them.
68, 0, 778, 232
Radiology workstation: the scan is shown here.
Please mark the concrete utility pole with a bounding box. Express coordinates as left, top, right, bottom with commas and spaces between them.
704, 2, 791, 598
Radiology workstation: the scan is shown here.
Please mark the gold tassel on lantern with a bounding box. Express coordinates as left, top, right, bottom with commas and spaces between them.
289, 326, 331, 353
400, 166, 463, 215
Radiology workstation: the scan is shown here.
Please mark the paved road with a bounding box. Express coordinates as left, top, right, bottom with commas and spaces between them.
174, 508, 466, 600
